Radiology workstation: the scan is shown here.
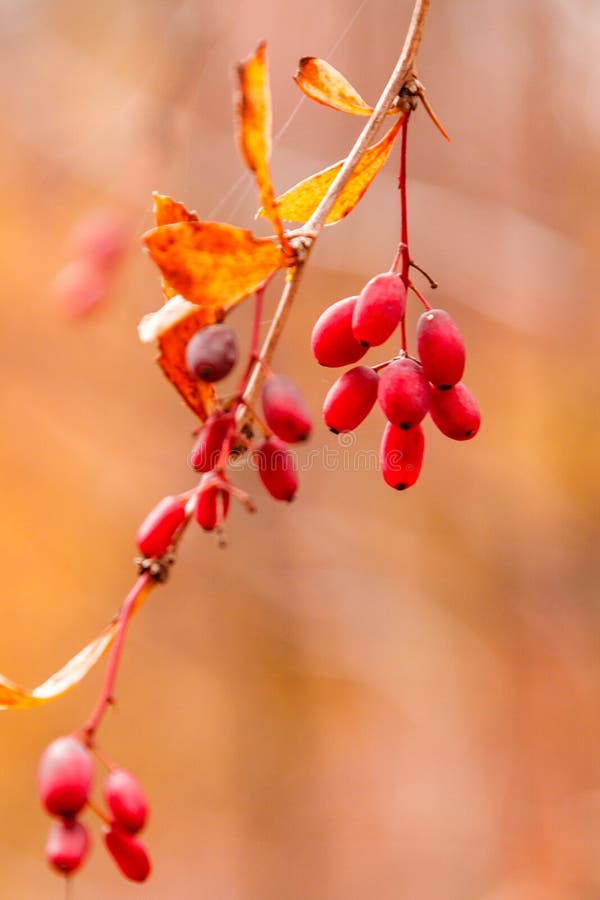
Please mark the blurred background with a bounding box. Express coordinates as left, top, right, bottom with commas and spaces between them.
1, 0, 599, 897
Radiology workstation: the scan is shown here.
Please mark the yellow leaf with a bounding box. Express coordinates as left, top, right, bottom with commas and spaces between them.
0, 582, 153, 710
264, 117, 404, 225
153, 192, 199, 227
294, 57, 398, 117
237, 42, 288, 250
143, 220, 287, 309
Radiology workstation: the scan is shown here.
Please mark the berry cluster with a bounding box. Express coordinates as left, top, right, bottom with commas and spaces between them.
311, 270, 480, 490
37, 736, 150, 882
136, 318, 313, 551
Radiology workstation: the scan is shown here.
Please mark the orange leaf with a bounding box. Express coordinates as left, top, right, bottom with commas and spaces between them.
264, 117, 404, 225
143, 220, 287, 309
157, 306, 219, 420
237, 42, 288, 250
0, 582, 153, 710
294, 57, 397, 117
153, 192, 199, 227
152, 193, 200, 299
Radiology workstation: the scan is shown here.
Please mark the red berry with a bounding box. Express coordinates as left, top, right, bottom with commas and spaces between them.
416, 308, 465, 389
185, 324, 238, 382
430, 382, 480, 440
352, 273, 406, 347
190, 413, 233, 472
377, 358, 432, 430
46, 818, 90, 875
103, 826, 151, 883
103, 769, 149, 835
256, 437, 298, 502
380, 422, 425, 490
195, 480, 230, 531
323, 366, 378, 433
136, 495, 186, 558
53, 258, 108, 318
37, 737, 93, 818
311, 296, 368, 367
71, 209, 128, 267
261, 374, 312, 443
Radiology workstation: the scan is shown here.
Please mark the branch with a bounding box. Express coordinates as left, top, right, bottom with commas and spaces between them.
241, 0, 431, 409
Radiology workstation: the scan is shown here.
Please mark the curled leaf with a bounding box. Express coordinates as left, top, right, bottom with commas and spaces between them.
0, 582, 153, 710
263, 116, 404, 225
237, 42, 288, 251
157, 305, 218, 420
294, 57, 397, 117
143, 220, 287, 309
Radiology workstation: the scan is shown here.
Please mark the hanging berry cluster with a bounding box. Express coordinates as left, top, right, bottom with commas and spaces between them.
38, 736, 150, 880
312, 116, 480, 491
0, 12, 477, 889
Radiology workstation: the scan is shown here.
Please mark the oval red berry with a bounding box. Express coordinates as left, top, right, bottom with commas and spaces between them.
136, 495, 187, 558
323, 366, 378, 433
103, 826, 151, 883
256, 437, 298, 502
262, 374, 312, 443
190, 413, 233, 472
352, 273, 406, 347
37, 737, 94, 818
195, 481, 230, 531
103, 769, 149, 834
311, 296, 368, 367
380, 422, 425, 490
430, 382, 480, 440
46, 818, 90, 875
416, 308, 465, 389
378, 358, 432, 430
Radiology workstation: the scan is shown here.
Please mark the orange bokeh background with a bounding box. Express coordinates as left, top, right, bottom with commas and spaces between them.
1, 1, 599, 897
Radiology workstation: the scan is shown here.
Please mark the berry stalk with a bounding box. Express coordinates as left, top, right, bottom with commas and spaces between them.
82, 574, 153, 743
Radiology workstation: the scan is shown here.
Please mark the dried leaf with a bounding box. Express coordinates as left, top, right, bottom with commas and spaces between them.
294, 57, 397, 117
157, 306, 218, 420
237, 42, 288, 250
152, 194, 200, 299
143, 220, 287, 309
153, 192, 199, 227
263, 117, 404, 225
0, 582, 153, 710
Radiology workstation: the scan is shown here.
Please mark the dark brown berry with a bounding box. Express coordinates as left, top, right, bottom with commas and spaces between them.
185, 324, 238, 382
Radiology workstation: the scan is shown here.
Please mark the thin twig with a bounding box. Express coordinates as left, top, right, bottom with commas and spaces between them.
80, 0, 433, 749
241, 0, 431, 408
82, 574, 152, 741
